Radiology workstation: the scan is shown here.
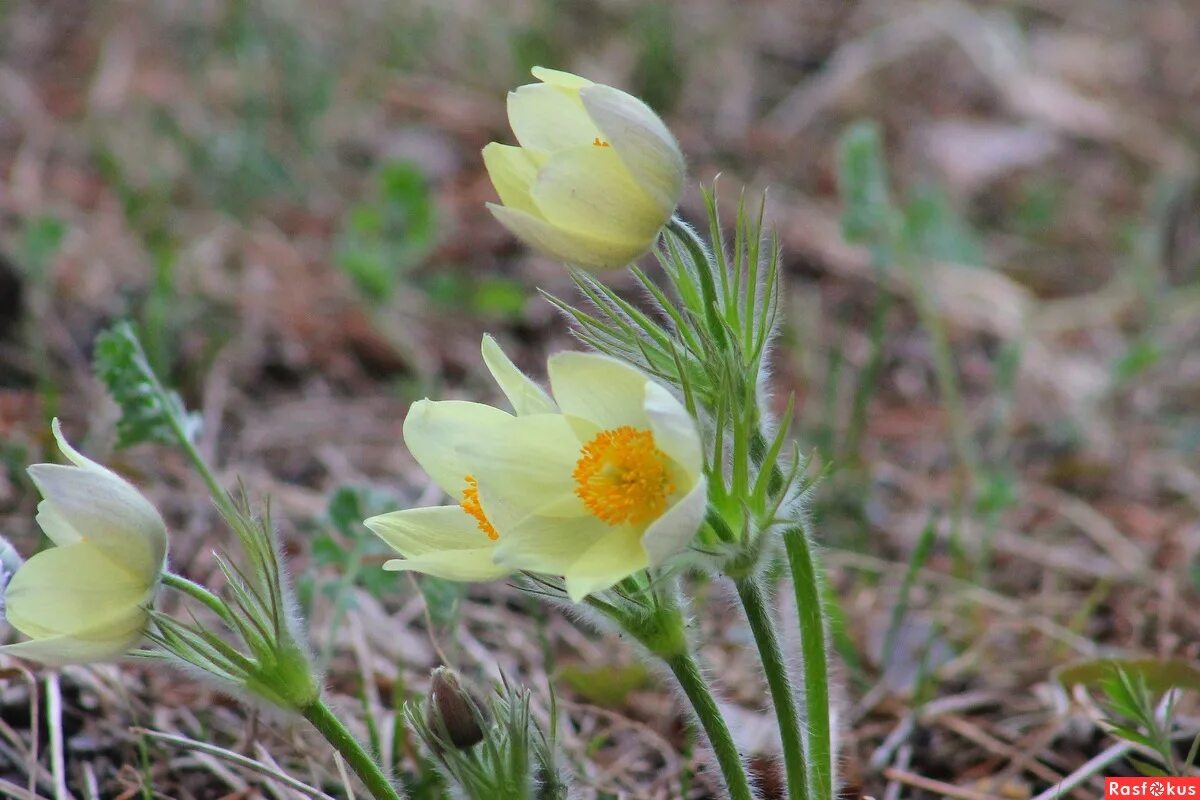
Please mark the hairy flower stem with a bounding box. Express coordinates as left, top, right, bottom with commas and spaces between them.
782, 525, 832, 800
302, 698, 406, 800
162, 572, 235, 625
172, 424, 240, 522
662, 650, 756, 800
593, 589, 754, 800
139, 360, 241, 522
736, 579, 809, 800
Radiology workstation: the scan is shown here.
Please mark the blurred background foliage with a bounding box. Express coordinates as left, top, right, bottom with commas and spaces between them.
2, 0, 1200, 797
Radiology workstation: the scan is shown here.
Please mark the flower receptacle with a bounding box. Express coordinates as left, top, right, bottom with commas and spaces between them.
245, 639, 321, 712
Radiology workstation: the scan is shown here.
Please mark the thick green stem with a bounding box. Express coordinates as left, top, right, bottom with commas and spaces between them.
302, 698, 406, 800
736, 579, 808, 800
782, 526, 832, 800
663, 651, 756, 800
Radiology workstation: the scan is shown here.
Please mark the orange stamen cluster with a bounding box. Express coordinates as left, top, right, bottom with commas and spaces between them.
573, 426, 673, 526
460, 475, 499, 541
592, 136, 611, 148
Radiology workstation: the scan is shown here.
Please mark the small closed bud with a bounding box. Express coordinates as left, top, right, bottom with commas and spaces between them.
427, 667, 486, 750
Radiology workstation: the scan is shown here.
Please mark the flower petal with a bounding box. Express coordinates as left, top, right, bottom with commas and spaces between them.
487, 204, 648, 269
34, 500, 83, 547
547, 352, 652, 432
507, 84, 600, 154
366, 506, 497, 553
25, 465, 167, 580
366, 506, 509, 582
579, 85, 685, 219
490, 513, 612, 575
531, 66, 593, 90
32, 419, 138, 547
0, 622, 145, 666
481, 143, 542, 215
643, 382, 702, 477
531, 146, 665, 242
467, 413, 583, 529
5, 543, 149, 639
640, 477, 707, 567
49, 418, 107, 472
405, 401, 579, 520
481, 335, 557, 416
563, 526, 649, 601
0, 538, 22, 576
402, 399, 514, 496
381, 552, 506, 582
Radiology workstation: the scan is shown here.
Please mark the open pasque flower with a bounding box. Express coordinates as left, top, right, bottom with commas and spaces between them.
366, 337, 706, 600
483, 67, 685, 270
1, 420, 167, 665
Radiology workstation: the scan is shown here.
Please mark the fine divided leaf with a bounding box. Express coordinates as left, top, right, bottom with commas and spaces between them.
93, 320, 201, 449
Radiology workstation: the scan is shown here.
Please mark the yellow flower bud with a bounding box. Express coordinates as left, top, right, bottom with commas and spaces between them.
1, 420, 167, 665
483, 67, 685, 270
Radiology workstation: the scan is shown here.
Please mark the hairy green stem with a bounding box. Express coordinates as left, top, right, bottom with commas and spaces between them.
591, 588, 754, 800
173, 421, 239, 522
663, 651, 756, 800
737, 579, 808, 800
302, 698, 406, 800
782, 525, 832, 800
138, 352, 240, 521
162, 571, 235, 625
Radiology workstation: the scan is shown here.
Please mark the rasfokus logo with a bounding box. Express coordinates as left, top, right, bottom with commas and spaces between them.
1107, 778, 1200, 797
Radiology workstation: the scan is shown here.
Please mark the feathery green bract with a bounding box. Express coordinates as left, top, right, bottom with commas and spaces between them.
1053, 659, 1200, 778
547, 184, 777, 409
546, 184, 803, 562
1096, 666, 1186, 776
150, 494, 319, 711
406, 677, 570, 800
93, 320, 201, 449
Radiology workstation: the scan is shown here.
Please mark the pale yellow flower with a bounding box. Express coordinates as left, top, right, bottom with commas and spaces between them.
364, 337, 546, 584
483, 67, 685, 270
366, 338, 706, 601
1, 420, 168, 665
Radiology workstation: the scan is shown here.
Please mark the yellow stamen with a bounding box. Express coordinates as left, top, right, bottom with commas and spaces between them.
460, 475, 499, 541
592, 136, 611, 148
573, 426, 673, 526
